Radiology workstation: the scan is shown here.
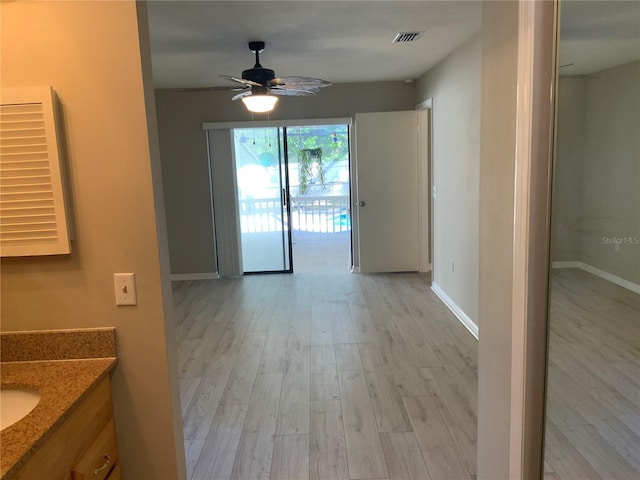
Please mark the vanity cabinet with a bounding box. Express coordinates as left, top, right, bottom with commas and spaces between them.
11, 376, 120, 480
71, 419, 119, 480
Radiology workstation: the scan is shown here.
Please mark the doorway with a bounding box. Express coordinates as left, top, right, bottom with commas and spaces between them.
286, 124, 351, 273
215, 122, 352, 275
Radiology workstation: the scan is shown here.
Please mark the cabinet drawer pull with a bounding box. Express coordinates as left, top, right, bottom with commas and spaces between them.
94, 454, 111, 475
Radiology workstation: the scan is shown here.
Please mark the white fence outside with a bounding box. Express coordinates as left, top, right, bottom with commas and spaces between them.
239, 195, 351, 234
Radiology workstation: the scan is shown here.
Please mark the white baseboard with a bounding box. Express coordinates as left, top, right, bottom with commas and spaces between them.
431, 282, 479, 340
170, 272, 219, 281
551, 261, 581, 269
552, 261, 640, 294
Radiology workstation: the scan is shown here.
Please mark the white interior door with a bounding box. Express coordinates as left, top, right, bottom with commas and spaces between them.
355, 111, 419, 273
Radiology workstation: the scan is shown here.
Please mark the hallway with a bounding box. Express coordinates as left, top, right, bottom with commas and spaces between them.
173, 272, 478, 480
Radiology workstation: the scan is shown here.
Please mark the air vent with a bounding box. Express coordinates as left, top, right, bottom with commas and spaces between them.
0, 86, 72, 256
392, 31, 423, 43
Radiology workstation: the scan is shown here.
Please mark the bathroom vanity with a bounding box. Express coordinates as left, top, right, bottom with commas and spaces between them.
0, 329, 119, 480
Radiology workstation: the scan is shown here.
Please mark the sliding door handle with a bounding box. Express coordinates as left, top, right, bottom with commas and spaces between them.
358, 201, 366, 207
282, 188, 288, 207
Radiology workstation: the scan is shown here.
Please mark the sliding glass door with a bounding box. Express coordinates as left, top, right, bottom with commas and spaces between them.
232, 127, 292, 273
207, 121, 352, 275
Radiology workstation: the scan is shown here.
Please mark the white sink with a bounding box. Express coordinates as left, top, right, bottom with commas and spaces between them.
0, 388, 41, 430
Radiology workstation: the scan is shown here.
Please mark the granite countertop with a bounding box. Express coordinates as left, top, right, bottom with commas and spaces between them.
0, 329, 117, 479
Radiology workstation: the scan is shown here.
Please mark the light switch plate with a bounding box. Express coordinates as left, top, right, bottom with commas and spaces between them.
114, 273, 137, 306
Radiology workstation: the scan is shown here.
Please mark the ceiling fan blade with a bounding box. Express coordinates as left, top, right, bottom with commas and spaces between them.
269, 87, 319, 96
232, 91, 252, 101
220, 75, 262, 88
178, 86, 248, 93
269, 76, 332, 88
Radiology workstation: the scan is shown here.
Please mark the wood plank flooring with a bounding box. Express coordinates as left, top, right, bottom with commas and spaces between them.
173, 268, 639, 480
544, 268, 640, 480
174, 272, 477, 480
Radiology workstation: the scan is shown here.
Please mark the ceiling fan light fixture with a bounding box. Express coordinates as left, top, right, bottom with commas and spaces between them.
241, 94, 278, 113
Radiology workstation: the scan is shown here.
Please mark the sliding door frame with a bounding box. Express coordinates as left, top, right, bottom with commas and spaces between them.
241, 126, 294, 275
204, 117, 353, 275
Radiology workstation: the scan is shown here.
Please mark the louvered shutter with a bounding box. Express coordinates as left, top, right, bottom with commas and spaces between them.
0, 87, 72, 256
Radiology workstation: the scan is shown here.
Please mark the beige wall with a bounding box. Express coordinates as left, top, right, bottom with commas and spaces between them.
551, 77, 587, 261
0, 2, 186, 479
155, 82, 416, 274
415, 34, 481, 328
477, 1, 519, 478
581, 61, 640, 284
552, 61, 640, 285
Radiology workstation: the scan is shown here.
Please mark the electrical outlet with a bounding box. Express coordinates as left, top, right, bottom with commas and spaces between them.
114, 273, 137, 306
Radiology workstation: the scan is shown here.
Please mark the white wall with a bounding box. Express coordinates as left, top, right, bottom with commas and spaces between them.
553, 61, 640, 285
415, 34, 481, 330
155, 82, 416, 275
0, 2, 186, 479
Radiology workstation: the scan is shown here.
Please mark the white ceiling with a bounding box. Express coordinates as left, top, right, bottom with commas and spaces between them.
147, 1, 640, 89
559, 1, 640, 75
147, 1, 481, 89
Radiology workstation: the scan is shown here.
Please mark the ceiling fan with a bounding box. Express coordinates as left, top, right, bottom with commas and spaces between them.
183, 41, 332, 112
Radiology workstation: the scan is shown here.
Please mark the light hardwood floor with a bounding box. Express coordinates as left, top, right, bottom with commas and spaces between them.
173, 268, 640, 480
544, 268, 640, 480
173, 272, 478, 480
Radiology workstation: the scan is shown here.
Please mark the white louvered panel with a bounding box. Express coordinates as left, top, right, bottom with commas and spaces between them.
0, 87, 71, 256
